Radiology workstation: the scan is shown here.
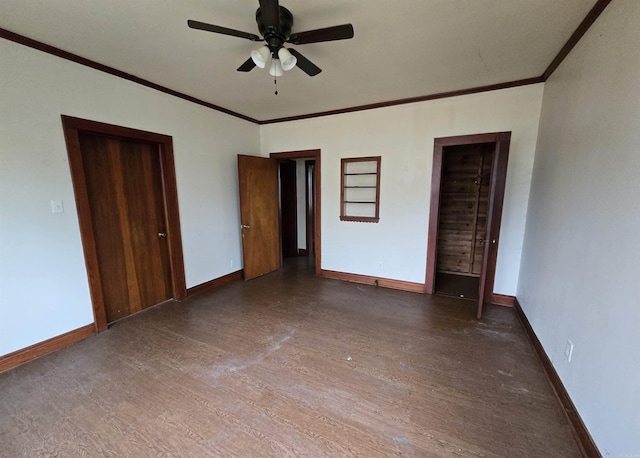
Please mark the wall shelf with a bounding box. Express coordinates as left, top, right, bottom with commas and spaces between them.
340, 156, 381, 223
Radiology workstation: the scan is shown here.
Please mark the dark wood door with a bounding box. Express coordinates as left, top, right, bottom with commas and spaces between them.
238, 155, 281, 280
476, 136, 510, 319
279, 160, 298, 258
79, 133, 172, 323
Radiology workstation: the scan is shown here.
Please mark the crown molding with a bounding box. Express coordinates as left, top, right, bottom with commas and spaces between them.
0, 27, 259, 124
1, 0, 611, 125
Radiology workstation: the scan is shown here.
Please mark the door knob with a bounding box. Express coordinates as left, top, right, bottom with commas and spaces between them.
241, 224, 250, 229
158, 232, 167, 238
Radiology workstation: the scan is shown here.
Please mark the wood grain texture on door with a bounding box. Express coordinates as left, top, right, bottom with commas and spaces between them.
436, 143, 494, 276
238, 155, 281, 280
79, 133, 172, 323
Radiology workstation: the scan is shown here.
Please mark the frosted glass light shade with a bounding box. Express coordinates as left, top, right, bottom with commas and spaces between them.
269, 59, 284, 77
250, 45, 270, 69
278, 47, 297, 71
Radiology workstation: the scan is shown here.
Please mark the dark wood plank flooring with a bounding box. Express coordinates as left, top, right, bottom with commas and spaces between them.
0, 258, 581, 457
435, 272, 480, 300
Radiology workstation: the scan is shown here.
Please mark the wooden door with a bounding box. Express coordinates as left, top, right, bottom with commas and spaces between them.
476, 135, 510, 319
238, 155, 281, 280
79, 133, 173, 323
279, 160, 298, 258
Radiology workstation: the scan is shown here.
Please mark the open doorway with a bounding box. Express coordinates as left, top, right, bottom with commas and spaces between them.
279, 159, 316, 259
271, 150, 321, 275
425, 132, 511, 319
237, 150, 320, 279
279, 160, 298, 258
434, 142, 495, 300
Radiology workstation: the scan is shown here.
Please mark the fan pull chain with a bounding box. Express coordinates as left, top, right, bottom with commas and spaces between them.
274, 75, 278, 95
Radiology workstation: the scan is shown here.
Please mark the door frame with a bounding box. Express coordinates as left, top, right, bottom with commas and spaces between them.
425, 132, 511, 316
270, 149, 321, 276
305, 160, 316, 257
61, 115, 186, 332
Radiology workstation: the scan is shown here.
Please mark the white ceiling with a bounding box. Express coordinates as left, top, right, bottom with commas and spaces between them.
1, 0, 597, 122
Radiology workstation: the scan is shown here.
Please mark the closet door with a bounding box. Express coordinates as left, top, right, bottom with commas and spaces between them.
79, 133, 173, 323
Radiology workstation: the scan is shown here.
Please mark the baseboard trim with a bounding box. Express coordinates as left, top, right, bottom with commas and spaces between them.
0, 324, 96, 374
514, 299, 600, 457
187, 269, 243, 297
320, 269, 425, 294
490, 293, 515, 307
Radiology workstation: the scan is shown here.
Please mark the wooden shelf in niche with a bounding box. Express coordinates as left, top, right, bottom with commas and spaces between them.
340, 156, 381, 223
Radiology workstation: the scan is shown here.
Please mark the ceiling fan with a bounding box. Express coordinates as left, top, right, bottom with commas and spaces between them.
187, 0, 354, 77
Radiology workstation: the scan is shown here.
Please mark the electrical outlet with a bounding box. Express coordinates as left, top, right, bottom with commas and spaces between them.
564, 339, 574, 362
377, 261, 383, 270
50, 200, 64, 213
230, 259, 234, 269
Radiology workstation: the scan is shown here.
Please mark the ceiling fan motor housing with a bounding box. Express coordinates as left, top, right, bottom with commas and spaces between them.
256, 6, 293, 55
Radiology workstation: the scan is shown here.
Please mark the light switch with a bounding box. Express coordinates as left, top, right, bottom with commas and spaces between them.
51, 200, 64, 213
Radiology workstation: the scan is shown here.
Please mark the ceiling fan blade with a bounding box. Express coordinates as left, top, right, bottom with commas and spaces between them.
288, 24, 354, 45
237, 58, 257, 72
288, 49, 321, 77
187, 19, 260, 41
259, 0, 280, 31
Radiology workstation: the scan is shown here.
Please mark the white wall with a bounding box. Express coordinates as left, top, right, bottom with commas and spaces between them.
518, 2, 640, 455
261, 85, 543, 291
0, 39, 259, 357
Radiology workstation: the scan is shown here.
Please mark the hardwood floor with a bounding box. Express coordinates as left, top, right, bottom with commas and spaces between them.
0, 258, 581, 457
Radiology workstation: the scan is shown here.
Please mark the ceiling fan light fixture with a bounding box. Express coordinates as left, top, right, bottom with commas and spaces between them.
188, 6, 354, 79
269, 58, 284, 77
278, 47, 297, 71
250, 45, 270, 68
